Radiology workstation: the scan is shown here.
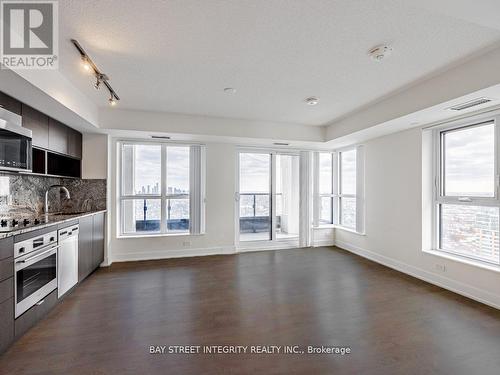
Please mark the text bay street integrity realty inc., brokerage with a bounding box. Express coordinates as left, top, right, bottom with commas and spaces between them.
149, 345, 352, 356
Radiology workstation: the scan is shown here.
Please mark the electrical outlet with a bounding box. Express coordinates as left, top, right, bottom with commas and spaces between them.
183, 241, 191, 247
435, 264, 446, 272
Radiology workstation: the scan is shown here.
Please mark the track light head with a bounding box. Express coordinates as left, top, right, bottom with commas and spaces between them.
109, 95, 117, 106
81, 56, 92, 72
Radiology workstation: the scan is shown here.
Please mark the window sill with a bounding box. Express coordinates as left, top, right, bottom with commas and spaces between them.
313, 224, 336, 229
334, 226, 365, 236
117, 232, 203, 239
423, 249, 500, 274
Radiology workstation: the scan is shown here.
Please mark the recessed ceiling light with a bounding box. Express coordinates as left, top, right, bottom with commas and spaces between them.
224, 87, 236, 94
305, 97, 319, 106
368, 44, 393, 62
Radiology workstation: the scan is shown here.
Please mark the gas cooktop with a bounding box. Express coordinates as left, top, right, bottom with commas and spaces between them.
0, 216, 50, 233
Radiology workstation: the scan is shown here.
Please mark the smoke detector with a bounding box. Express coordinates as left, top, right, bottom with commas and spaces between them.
368, 44, 393, 62
305, 97, 319, 106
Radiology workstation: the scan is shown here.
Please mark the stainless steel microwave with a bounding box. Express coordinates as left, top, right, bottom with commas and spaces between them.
0, 107, 32, 172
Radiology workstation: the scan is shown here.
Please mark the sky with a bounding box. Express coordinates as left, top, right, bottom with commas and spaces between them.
239, 153, 270, 193
444, 123, 494, 197
123, 144, 189, 195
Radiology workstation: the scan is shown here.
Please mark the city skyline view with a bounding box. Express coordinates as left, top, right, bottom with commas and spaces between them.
121, 144, 190, 233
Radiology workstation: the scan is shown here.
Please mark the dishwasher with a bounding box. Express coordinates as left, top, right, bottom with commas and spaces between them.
57, 225, 79, 298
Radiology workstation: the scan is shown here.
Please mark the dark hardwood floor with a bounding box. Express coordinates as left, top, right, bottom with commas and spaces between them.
1, 246, 499, 374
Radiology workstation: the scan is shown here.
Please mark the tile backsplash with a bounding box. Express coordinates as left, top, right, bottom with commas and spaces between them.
0, 172, 106, 217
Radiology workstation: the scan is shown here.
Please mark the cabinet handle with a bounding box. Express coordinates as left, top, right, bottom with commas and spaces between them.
36, 299, 44, 306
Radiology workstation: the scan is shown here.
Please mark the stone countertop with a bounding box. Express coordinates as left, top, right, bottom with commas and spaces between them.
0, 210, 107, 239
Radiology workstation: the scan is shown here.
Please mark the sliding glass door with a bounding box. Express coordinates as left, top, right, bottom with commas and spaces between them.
238, 151, 300, 244
275, 154, 300, 240
239, 153, 271, 241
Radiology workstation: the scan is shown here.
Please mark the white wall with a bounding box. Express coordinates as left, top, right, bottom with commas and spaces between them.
82, 133, 108, 179
99, 108, 325, 143
334, 127, 500, 308
109, 141, 237, 262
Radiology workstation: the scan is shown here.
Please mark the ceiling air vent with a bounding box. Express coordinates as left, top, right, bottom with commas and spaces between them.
449, 98, 493, 111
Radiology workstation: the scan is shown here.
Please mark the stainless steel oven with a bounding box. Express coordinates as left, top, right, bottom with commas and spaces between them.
0, 107, 32, 172
14, 231, 58, 318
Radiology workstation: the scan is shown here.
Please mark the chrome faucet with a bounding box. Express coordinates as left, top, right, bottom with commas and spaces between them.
44, 185, 71, 214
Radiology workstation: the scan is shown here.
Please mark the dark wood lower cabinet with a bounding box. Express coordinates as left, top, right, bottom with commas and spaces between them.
78, 212, 105, 282
0, 212, 106, 356
14, 290, 57, 340
92, 212, 105, 269
78, 215, 94, 282
0, 297, 14, 354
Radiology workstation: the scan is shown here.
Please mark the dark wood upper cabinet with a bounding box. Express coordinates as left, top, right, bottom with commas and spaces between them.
48, 118, 68, 155
46, 117, 82, 159
67, 128, 82, 159
0, 92, 22, 115
21, 104, 49, 149
2, 91, 83, 178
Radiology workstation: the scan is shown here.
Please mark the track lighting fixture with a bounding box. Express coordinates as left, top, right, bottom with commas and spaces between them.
94, 76, 101, 90
71, 39, 120, 106
109, 95, 117, 106
81, 56, 91, 72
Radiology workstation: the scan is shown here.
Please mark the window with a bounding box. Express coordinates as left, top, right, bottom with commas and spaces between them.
434, 119, 500, 265
314, 147, 364, 233
339, 149, 357, 229
319, 153, 334, 225
119, 142, 205, 236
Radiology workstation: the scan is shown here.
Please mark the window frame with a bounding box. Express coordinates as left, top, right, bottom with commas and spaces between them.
338, 148, 357, 229
317, 152, 336, 225
118, 140, 192, 237
313, 146, 364, 233
432, 114, 500, 264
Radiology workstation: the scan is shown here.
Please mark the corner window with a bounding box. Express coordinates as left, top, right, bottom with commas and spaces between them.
314, 147, 364, 233
119, 142, 205, 237
434, 120, 499, 264
339, 149, 357, 229
319, 153, 334, 225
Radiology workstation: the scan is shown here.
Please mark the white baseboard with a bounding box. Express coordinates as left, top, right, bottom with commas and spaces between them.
312, 239, 335, 247
237, 241, 300, 253
111, 245, 236, 263
111, 242, 306, 263
334, 239, 500, 310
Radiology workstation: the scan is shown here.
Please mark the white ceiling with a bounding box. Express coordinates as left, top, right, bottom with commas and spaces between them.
58, 0, 500, 126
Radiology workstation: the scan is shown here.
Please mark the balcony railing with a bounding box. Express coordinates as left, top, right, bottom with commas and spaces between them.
239, 193, 281, 233
134, 198, 189, 232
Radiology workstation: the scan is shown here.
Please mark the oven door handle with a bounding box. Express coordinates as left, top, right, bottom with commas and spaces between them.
15, 245, 60, 264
